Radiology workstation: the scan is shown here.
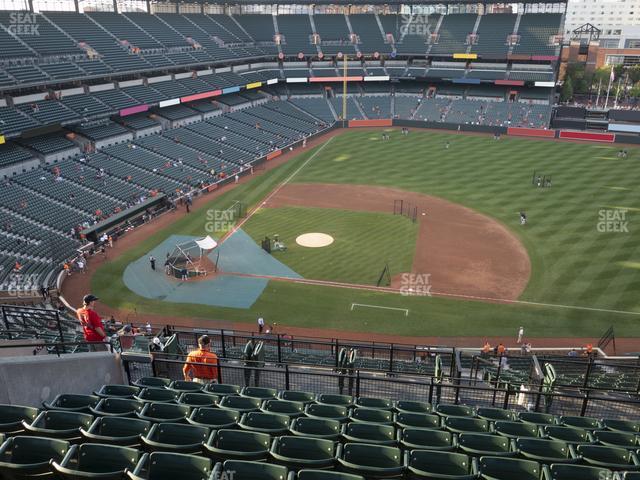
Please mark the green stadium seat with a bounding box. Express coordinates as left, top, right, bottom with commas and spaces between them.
395, 401, 432, 414
477, 456, 541, 480
43, 394, 99, 413
241, 387, 278, 400
212, 460, 288, 480
577, 445, 640, 470
341, 423, 397, 446
305, 404, 349, 422
593, 431, 639, 449
134, 388, 179, 404
406, 449, 476, 479
458, 433, 516, 457
545, 463, 613, 480
22, 411, 93, 441
279, 391, 316, 404
296, 470, 364, 480
132, 377, 171, 389
290, 417, 342, 440
90, 398, 145, 418
338, 443, 404, 479
168, 381, 203, 393
218, 395, 261, 413
262, 400, 305, 418
0, 436, 69, 479
477, 407, 517, 422
618, 472, 640, 479
0, 405, 39, 434
355, 398, 393, 410
80, 417, 151, 446
515, 438, 578, 464
561, 416, 602, 430
270, 435, 338, 470
94, 385, 140, 399
394, 412, 441, 430
177, 393, 219, 408
519, 412, 557, 426
142, 422, 209, 454
399, 428, 455, 451
436, 405, 475, 418
238, 412, 290, 435
443, 416, 491, 434
204, 429, 270, 462
205, 384, 241, 396
350, 408, 394, 425
187, 407, 239, 429
316, 394, 354, 407
604, 420, 640, 434
544, 426, 594, 445
495, 420, 539, 438
52, 443, 141, 480
137, 402, 191, 423
128, 451, 213, 480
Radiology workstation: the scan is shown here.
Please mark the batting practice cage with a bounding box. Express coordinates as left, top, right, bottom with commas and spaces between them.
166, 236, 219, 278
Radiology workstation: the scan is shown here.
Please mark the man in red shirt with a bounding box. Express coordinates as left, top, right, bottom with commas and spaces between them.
76, 294, 108, 351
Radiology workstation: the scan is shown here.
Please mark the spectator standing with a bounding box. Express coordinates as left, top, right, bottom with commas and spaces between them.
183, 335, 220, 384
76, 294, 108, 351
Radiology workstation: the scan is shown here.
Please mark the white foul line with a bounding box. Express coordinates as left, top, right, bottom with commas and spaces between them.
220, 136, 336, 244
351, 303, 409, 316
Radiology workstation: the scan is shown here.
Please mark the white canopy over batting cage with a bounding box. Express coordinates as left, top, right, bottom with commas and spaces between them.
166, 236, 218, 278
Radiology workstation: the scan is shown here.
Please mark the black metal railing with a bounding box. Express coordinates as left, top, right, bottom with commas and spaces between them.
122, 355, 640, 422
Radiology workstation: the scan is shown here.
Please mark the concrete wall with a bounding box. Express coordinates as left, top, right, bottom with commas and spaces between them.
0, 352, 126, 407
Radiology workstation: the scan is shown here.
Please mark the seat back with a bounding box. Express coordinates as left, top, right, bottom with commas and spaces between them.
76, 444, 141, 473
477, 456, 541, 480
401, 428, 452, 449
92, 416, 152, 437
7, 436, 69, 464
146, 452, 212, 480
344, 423, 395, 443
189, 407, 239, 428
221, 459, 288, 480
548, 464, 612, 480
151, 423, 209, 445
212, 429, 270, 452
395, 412, 440, 429
408, 449, 472, 476
275, 436, 335, 461
342, 443, 401, 468
291, 417, 341, 438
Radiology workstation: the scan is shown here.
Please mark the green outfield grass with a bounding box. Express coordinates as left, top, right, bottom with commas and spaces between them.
91, 129, 640, 338
241, 206, 417, 284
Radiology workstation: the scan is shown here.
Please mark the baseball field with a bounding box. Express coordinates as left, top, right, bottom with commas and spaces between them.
86, 128, 640, 339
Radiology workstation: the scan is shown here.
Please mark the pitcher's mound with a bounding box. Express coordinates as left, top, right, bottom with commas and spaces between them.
296, 233, 334, 248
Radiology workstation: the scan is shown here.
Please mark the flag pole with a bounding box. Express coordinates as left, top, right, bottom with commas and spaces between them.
342, 54, 347, 127
613, 77, 622, 109
595, 77, 602, 107
604, 66, 614, 109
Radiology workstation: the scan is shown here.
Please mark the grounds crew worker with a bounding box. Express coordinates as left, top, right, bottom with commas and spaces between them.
183, 335, 220, 384
77, 294, 108, 351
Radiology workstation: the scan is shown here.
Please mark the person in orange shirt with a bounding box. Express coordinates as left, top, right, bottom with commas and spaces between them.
481, 341, 491, 357
497, 343, 506, 356
585, 343, 593, 356
183, 335, 220, 384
